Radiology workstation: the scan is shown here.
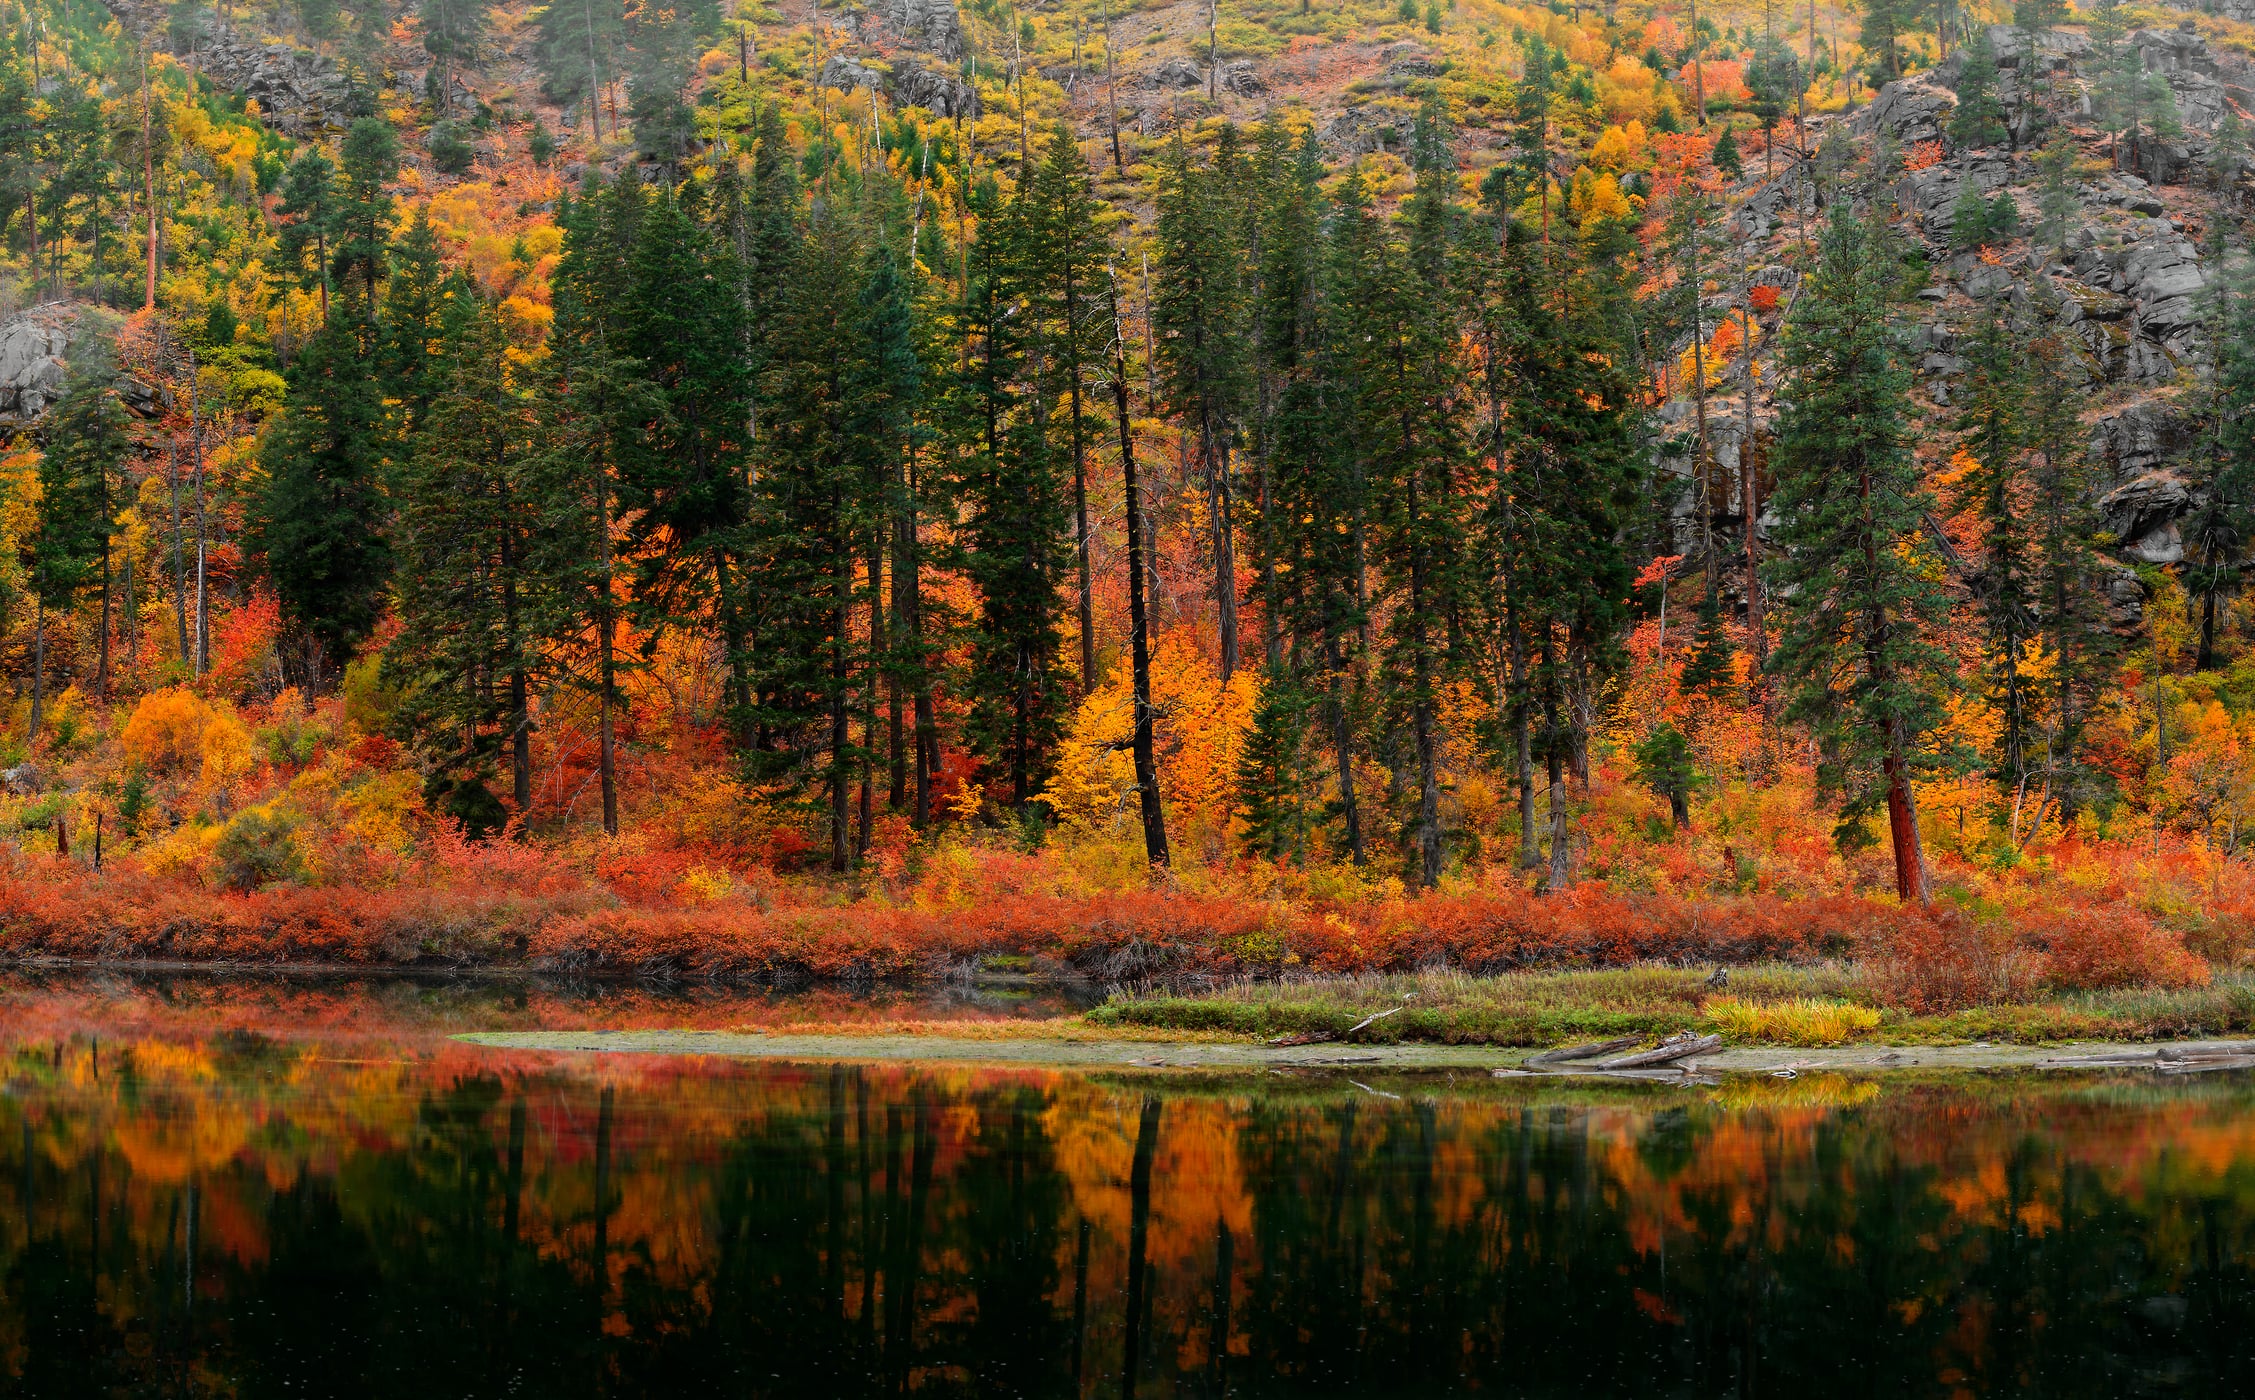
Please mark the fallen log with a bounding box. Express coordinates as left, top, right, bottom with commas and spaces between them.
1596, 1034, 1722, 1069
1524, 1036, 1642, 1066
2155, 1056, 2255, 1076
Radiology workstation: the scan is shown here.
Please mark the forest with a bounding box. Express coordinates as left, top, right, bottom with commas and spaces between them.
5, 0, 2255, 1007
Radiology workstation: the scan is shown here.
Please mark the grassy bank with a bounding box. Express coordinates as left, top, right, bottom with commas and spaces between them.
1086, 965, 2255, 1047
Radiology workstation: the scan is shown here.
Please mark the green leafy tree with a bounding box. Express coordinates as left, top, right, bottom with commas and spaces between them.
1765, 208, 1954, 904
1711, 123, 1742, 179
2033, 125, 2081, 255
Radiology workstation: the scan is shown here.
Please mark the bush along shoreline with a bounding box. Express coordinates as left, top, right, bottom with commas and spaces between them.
5, 846, 2241, 1046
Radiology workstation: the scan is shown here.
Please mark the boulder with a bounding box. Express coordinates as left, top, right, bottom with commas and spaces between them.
1151, 56, 1205, 89
0, 311, 72, 423
815, 54, 978, 119
1219, 60, 1264, 96
864, 0, 970, 63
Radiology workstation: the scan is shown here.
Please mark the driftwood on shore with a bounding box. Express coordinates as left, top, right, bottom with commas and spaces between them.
1594, 1033, 1722, 1069
2043, 1041, 2255, 1073
1524, 1036, 1642, 1066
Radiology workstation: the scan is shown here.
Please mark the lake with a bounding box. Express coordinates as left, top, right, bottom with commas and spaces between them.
2, 970, 2252, 1396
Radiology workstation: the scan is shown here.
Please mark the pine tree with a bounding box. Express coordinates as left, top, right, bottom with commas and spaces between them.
1711, 123, 1742, 179
273, 147, 340, 319
380, 206, 449, 440
531, 0, 624, 132
332, 118, 398, 309
1234, 665, 1314, 861
1765, 208, 1954, 904
747, 203, 869, 868
250, 316, 391, 685
2189, 240, 2255, 671
418, 0, 487, 116
24, 357, 124, 739
619, 187, 752, 717
1948, 29, 2007, 150
1634, 722, 1701, 828
528, 175, 660, 836
950, 178, 1073, 815
1154, 131, 1251, 681
2014, 322, 2117, 828
1957, 292, 2039, 796
1025, 125, 1110, 693
388, 283, 537, 830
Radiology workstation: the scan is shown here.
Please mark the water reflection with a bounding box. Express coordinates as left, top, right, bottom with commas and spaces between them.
3, 1007, 2255, 1395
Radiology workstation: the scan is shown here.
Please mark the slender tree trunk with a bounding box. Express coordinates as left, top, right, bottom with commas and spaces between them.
502, 536, 531, 817
596, 447, 619, 838
189, 352, 209, 675
1067, 279, 1097, 691
1742, 308, 1766, 693
167, 439, 190, 665
1326, 631, 1364, 865
142, 53, 158, 312
1121, 1097, 1161, 1400
1110, 272, 1170, 867
1860, 466, 1929, 904
1546, 721, 1569, 887
1508, 592, 1538, 868
1103, 0, 1124, 173
28, 597, 46, 744
831, 498, 853, 873
1207, 426, 1239, 682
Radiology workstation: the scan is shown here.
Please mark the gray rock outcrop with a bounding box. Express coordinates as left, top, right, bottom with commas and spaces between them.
817, 53, 979, 119
0, 310, 72, 423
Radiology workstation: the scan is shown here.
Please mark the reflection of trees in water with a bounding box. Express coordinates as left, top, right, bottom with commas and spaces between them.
5, 1057, 2255, 1396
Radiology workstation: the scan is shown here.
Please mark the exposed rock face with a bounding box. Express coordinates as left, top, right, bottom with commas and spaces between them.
200, 39, 355, 134
817, 54, 979, 119
860, 0, 970, 64
0, 304, 156, 426
0, 309, 72, 424
99, 0, 355, 133
1652, 20, 2255, 613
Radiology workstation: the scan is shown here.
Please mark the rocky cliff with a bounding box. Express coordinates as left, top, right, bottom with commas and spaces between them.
1660, 18, 2255, 622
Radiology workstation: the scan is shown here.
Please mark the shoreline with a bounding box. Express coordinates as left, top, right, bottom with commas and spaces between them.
454, 1029, 2255, 1075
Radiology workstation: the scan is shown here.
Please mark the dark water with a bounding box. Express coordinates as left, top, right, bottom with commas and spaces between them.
3, 975, 2255, 1396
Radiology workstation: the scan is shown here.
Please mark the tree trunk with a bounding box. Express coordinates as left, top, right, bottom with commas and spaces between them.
28, 598, 46, 744
1883, 743, 1931, 904
1110, 280, 1170, 868
1208, 427, 1239, 682
830, 498, 853, 873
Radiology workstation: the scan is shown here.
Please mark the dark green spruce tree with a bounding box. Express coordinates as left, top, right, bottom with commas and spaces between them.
1765, 208, 1954, 904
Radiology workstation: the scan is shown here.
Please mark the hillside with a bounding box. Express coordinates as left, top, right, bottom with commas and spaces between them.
8, 0, 2255, 1009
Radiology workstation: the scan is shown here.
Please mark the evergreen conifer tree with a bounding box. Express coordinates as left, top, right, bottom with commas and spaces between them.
1948, 30, 2008, 150
1711, 123, 1742, 179
1234, 665, 1315, 861
24, 359, 124, 738
250, 316, 391, 686
388, 283, 537, 830
1765, 208, 1954, 904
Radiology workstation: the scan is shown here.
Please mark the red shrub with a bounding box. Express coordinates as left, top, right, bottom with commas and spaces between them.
1866, 907, 2039, 1012
2014, 903, 2210, 992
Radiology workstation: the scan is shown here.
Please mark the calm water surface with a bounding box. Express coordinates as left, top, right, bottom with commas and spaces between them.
2, 971, 2253, 1397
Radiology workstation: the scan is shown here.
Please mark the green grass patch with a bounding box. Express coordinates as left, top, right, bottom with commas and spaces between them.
1085, 965, 2255, 1048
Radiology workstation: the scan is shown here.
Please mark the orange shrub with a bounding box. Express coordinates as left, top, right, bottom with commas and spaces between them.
121, 689, 218, 775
